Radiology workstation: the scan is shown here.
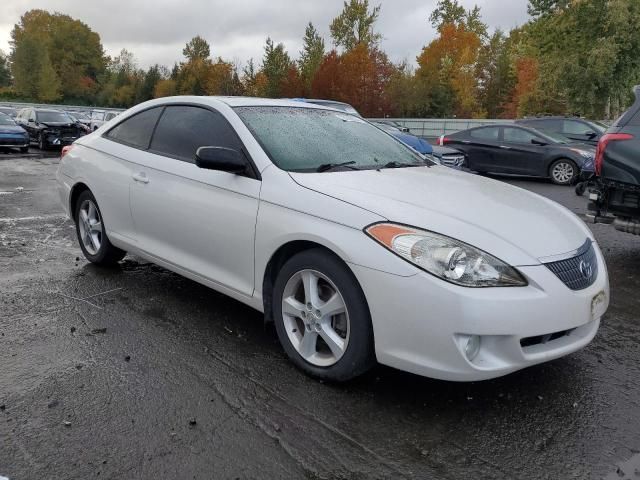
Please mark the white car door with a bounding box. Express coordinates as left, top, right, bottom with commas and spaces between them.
129, 105, 261, 296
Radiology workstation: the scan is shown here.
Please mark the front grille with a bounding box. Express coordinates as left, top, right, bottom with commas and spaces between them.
440, 154, 465, 168
544, 240, 598, 290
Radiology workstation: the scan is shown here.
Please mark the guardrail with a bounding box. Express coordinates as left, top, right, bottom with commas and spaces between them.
0, 101, 124, 114
369, 118, 514, 139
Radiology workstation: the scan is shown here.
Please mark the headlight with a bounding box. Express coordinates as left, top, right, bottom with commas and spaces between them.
570, 148, 595, 159
365, 223, 527, 287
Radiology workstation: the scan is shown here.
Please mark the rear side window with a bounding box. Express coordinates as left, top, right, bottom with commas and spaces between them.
149, 106, 242, 163
503, 127, 538, 144
105, 107, 163, 149
469, 127, 499, 140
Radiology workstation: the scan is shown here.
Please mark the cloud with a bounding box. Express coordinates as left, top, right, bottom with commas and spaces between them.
0, 0, 530, 68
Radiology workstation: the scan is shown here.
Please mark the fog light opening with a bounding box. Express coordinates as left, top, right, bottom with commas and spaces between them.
464, 335, 481, 362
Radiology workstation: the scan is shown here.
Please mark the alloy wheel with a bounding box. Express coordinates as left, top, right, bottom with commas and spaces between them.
78, 199, 103, 255
281, 269, 350, 367
551, 161, 574, 184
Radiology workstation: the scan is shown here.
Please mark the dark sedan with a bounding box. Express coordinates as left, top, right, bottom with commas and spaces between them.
437, 124, 596, 185
0, 112, 29, 153
15, 108, 85, 150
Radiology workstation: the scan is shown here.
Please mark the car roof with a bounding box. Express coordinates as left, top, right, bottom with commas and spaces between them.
216, 96, 332, 110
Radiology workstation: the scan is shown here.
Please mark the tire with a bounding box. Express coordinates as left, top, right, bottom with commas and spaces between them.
272, 248, 375, 381
74, 190, 126, 265
19, 147, 28, 153
549, 159, 578, 185
575, 182, 586, 196
38, 133, 46, 151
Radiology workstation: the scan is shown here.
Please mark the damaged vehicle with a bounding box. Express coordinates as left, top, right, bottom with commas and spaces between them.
57, 97, 609, 382
16, 108, 85, 150
589, 85, 640, 236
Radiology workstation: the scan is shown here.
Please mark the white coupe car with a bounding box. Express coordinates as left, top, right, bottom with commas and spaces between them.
57, 97, 609, 382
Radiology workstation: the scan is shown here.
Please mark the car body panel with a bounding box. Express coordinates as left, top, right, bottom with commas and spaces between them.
290, 166, 593, 264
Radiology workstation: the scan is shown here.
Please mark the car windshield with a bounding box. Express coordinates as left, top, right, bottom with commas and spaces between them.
37, 111, 72, 123
0, 114, 15, 125
587, 120, 607, 133
235, 106, 429, 172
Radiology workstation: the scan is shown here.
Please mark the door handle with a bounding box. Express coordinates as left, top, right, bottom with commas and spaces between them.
499, 145, 511, 149
132, 172, 149, 184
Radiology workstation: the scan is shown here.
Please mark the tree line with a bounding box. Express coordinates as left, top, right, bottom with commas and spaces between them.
0, 0, 638, 119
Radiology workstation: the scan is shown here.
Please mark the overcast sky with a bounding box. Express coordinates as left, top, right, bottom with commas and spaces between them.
0, 0, 530, 69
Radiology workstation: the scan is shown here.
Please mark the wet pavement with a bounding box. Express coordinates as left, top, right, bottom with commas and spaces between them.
1, 156, 639, 480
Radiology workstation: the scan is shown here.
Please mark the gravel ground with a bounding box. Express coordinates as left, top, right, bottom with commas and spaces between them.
1, 154, 639, 480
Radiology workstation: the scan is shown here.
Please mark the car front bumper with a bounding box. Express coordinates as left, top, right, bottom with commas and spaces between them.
350, 242, 609, 381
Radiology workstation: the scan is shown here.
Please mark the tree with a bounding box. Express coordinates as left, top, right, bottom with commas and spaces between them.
299, 22, 325, 92
183, 36, 211, 62
262, 38, 292, 97
36, 50, 61, 102
154, 79, 177, 98
430, 0, 487, 38
280, 65, 305, 98
330, 0, 382, 50
476, 30, 515, 117
416, 23, 483, 117
10, 10, 105, 102
311, 50, 342, 101
0, 51, 11, 87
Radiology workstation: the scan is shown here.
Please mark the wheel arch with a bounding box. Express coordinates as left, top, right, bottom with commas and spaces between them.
261, 240, 355, 324
69, 181, 91, 217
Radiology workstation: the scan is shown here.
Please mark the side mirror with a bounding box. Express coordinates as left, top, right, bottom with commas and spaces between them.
195, 146, 247, 174
531, 138, 547, 146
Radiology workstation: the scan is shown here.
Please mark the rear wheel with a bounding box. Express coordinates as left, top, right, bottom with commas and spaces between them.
74, 190, 126, 265
549, 159, 577, 185
272, 249, 375, 381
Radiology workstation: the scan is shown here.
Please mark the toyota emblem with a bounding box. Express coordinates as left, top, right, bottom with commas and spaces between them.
579, 260, 593, 279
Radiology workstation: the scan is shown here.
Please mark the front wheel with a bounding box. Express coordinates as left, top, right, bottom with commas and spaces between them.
38, 133, 46, 151
272, 249, 375, 381
549, 159, 577, 185
74, 190, 126, 265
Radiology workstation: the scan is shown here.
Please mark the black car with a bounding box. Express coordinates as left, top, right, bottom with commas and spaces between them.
438, 124, 596, 185
15, 108, 85, 150
589, 86, 640, 235
516, 117, 607, 146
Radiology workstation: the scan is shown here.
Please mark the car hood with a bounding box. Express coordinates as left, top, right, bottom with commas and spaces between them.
431, 145, 463, 155
290, 166, 592, 266
390, 132, 433, 154
0, 125, 27, 134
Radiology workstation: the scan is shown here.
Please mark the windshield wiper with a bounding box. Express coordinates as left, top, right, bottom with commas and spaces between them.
315, 161, 359, 172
